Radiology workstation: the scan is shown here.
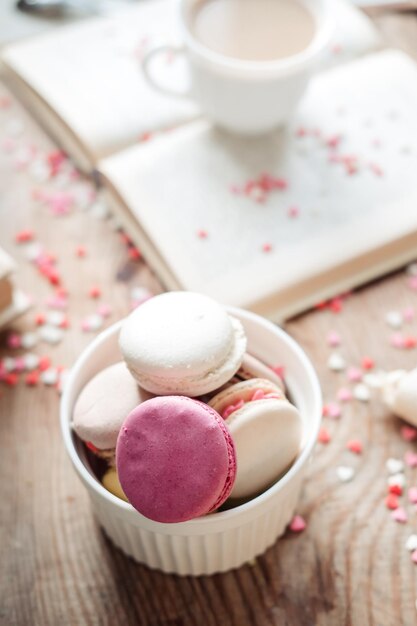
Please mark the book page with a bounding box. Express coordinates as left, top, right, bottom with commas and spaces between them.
1, 0, 198, 164
1, 0, 380, 167
99, 50, 417, 318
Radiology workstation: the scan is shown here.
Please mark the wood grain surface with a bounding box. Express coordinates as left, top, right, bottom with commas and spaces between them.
1, 11, 417, 626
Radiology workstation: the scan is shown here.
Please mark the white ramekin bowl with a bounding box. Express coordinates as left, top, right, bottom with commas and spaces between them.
60, 307, 321, 576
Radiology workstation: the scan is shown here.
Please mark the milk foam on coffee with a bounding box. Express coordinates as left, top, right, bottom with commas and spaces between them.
191, 0, 316, 62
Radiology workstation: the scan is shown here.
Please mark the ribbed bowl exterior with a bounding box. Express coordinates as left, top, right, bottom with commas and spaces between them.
89, 468, 305, 575
61, 307, 321, 576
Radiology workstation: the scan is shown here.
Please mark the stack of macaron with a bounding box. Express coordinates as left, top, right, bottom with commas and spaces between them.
72, 291, 303, 523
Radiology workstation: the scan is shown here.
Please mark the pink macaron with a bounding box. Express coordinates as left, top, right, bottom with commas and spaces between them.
116, 396, 237, 523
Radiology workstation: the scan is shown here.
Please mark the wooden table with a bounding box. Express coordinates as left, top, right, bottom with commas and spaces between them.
1, 10, 417, 626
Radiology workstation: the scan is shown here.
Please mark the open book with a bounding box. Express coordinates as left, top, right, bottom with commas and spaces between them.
1, 0, 381, 172
3, 0, 417, 320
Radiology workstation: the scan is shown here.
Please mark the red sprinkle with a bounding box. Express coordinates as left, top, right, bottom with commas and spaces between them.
388, 484, 403, 496
361, 357, 375, 370
128, 247, 141, 260
25, 371, 40, 386
15, 229, 34, 243
262, 242, 273, 253
89, 286, 101, 299
197, 229, 208, 239
35, 314, 46, 326
38, 356, 51, 372
5, 373, 18, 386
401, 426, 417, 442
318, 427, 331, 444
346, 440, 363, 454
385, 494, 399, 510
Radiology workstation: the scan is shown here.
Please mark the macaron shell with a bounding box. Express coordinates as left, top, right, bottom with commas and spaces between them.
116, 396, 236, 523
72, 362, 150, 450
238, 353, 285, 392
226, 400, 302, 499
119, 291, 246, 396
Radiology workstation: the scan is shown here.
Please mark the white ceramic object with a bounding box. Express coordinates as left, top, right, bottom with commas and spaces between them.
60, 307, 322, 575
142, 0, 332, 135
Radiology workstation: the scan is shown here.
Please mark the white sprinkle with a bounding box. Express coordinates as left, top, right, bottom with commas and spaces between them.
385, 311, 403, 329
82, 314, 104, 332
353, 383, 370, 402
3, 357, 16, 372
337, 466, 355, 483
89, 200, 109, 220
24, 353, 40, 371
24, 242, 44, 261
46, 311, 65, 327
387, 473, 406, 487
41, 368, 58, 386
29, 159, 50, 183
130, 286, 152, 303
386, 458, 405, 475
405, 534, 417, 552
327, 353, 346, 372
21, 332, 38, 349
39, 325, 64, 345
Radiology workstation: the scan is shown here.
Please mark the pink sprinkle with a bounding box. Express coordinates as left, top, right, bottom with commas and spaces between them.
411, 549, 417, 564
327, 330, 341, 347
89, 286, 101, 299
296, 127, 308, 138
369, 162, 384, 177
405, 451, 417, 468
403, 306, 415, 322
76, 246, 87, 258
401, 426, 417, 442
408, 487, 417, 504
47, 191, 74, 216
347, 367, 362, 382
337, 387, 352, 403
46, 295, 68, 310
328, 402, 341, 419
390, 333, 405, 349
287, 205, 300, 218
14, 357, 26, 373
408, 276, 417, 291
326, 134, 342, 149
197, 229, 208, 239
262, 242, 273, 253
7, 333, 21, 349
391, 507, 408, 524
97, 303, 112, 318
289, 514, 306, 533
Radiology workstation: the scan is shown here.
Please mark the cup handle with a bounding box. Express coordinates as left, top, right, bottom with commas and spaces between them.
141, 44, 191, 99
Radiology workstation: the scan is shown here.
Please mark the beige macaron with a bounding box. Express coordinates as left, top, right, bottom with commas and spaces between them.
209, 378, 302, 499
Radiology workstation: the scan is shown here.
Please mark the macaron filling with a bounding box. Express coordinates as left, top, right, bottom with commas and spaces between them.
222, 389, 284, 419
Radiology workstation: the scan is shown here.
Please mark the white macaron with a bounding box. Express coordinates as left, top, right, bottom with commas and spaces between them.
119, 291, 247, 396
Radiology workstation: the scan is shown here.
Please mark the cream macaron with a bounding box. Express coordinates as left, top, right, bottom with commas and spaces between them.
209, 378, 302, 499
119, 291, 247, 397
72, 361, 151, 459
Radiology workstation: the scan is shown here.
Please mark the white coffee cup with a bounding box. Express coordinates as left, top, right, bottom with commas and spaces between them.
142, 0, 332, 135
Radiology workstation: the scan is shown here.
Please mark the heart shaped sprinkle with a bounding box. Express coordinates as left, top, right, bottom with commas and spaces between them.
405, 451, 417, 468
337, 466, 355, 483
327, 353, 346, 372
385, 494, 399, 510
289, 515, 306, 533
346, 440, 363, 454
406, 534, 417, 552
408, 487, 417, 504
353, 384, 370, 402
391, 507, 408, 523
401, 426, 417, 442
386, 458, 405, 475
